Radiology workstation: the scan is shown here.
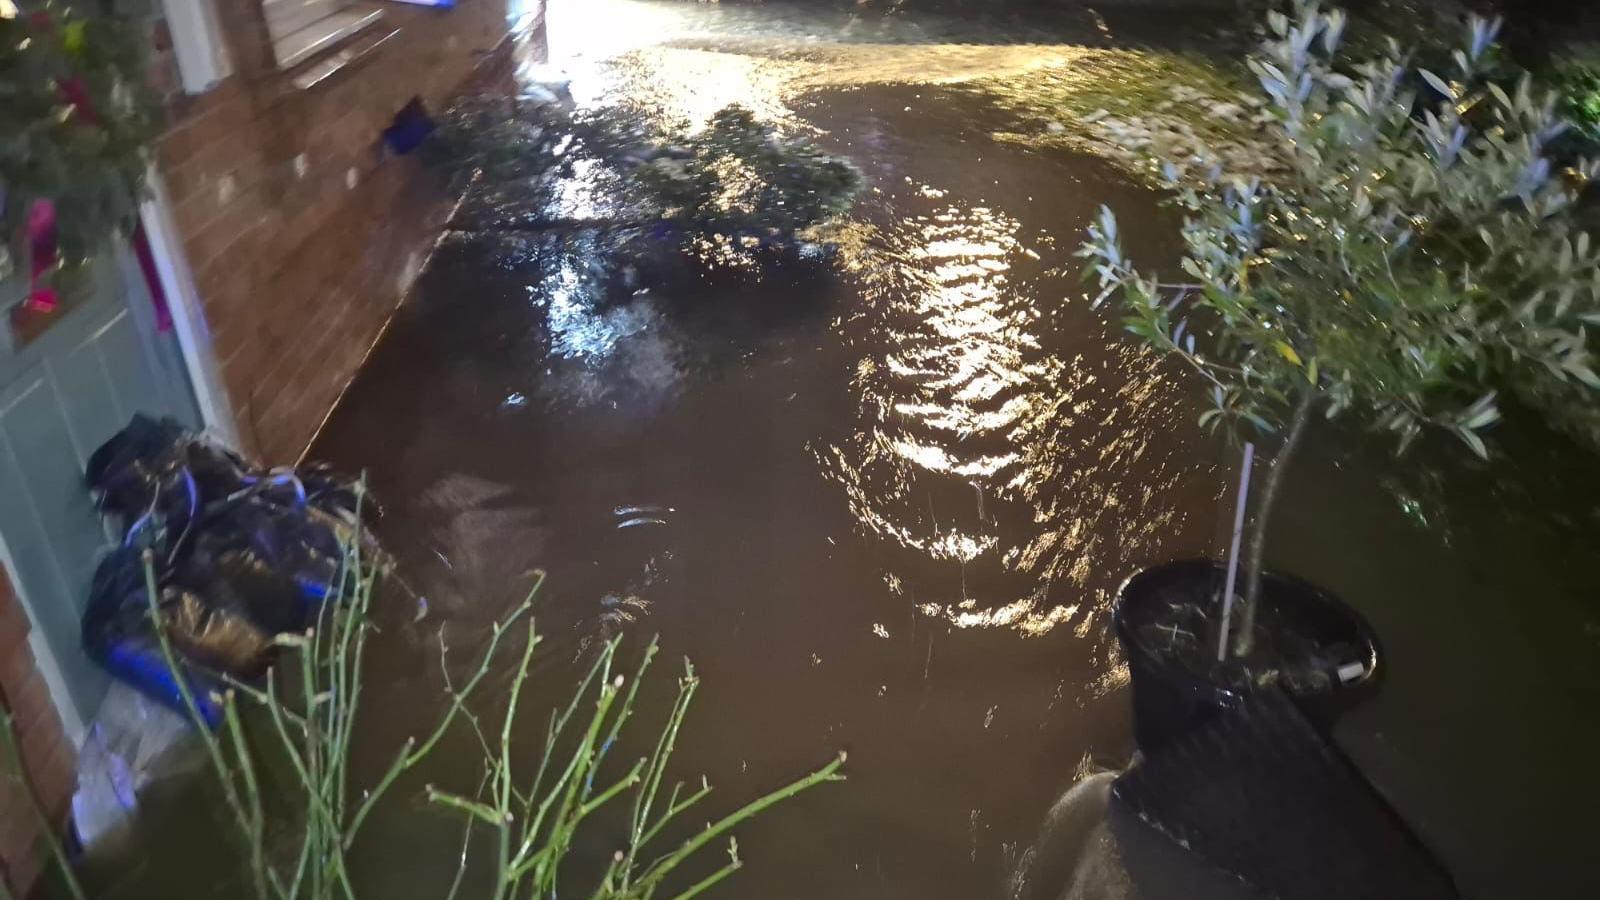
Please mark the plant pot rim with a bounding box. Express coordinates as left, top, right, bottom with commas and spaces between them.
1113, 558, 1384, 704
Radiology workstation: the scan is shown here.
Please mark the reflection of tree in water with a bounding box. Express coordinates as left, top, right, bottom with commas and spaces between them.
822, 196, 1221, 638
428, 94, 860, 239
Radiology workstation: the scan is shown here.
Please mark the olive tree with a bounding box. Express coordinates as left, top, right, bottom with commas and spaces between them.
1081, 1, 1600, 655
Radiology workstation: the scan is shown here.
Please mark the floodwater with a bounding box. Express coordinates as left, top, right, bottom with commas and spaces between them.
307, 2, 1600, 899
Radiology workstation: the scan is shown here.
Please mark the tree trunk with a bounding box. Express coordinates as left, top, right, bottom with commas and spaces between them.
1231, 388, 1316, 657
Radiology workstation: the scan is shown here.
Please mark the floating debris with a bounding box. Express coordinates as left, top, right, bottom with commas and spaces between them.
614, 504, 675, 517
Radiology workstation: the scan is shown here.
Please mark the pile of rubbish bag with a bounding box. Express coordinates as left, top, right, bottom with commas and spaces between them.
81, 415, 370, 728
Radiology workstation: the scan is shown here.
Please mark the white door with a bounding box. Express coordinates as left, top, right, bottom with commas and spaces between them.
0, 244, 200, 726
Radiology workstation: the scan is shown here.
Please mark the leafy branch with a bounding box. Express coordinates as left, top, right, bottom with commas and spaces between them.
129, 480, 841, 900
1081, 0, 1600, 655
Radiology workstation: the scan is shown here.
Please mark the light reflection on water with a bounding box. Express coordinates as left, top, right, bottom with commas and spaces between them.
822, 190, 1206, 636
505, 0, 1220, 638
530, 0, 1121, 133
534, 0, 802, 123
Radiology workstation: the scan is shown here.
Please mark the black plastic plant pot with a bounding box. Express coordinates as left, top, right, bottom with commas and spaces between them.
1113, 559, 1383, 754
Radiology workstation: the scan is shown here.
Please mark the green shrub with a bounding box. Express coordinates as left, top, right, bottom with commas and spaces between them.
1082, 1, 1600, 652
12, 516, 845, 900
1553, 56, 1600, 136
0, 5, 157, 267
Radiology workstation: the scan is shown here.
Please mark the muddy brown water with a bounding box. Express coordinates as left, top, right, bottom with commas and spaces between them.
96, 3, 1600, 898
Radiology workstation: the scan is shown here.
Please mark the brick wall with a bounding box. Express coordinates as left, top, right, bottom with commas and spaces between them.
156, 0, 520, 461
0, 567, 76, 899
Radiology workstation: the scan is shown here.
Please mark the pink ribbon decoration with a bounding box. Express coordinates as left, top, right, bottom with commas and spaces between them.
133, 223, 173, 332
14, 20, 169, 329
24, 199, 59, 314
59, 76, 99, 124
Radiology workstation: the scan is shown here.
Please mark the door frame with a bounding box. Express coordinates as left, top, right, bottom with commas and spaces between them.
139, 168, 240, 449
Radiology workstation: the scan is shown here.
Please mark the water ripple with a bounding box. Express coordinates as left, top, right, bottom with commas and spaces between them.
824, 194, 1216, 636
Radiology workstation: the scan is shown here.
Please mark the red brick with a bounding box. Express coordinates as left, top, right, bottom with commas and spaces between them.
0, 640, 31, 702
3, 838, 46, 900
155, 0, 518, 462
0, 591, 27, 660
1, 800, 34, 854
34, 737, 76, 819
210, 0, 278, 77
0, 781, 29, 839
219, 321, 270, 380
185, 203, 278, 278
8, 669, 55, 740
0, 563, 73, 900
163, 126, 275, 214
158, 86, 254, 169
14, 706, 61, 771
0, 805, 43, 895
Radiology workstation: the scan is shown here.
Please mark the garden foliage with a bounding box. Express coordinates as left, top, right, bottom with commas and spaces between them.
1083, 1, 1600, 458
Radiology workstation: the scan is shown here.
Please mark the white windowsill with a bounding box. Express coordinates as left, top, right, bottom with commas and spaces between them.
272, 5, 387, 70
290, 26, 400, 91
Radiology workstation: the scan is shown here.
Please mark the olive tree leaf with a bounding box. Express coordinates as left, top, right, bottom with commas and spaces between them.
1454, 426, 1489, 460
1419, 69, 1456, 102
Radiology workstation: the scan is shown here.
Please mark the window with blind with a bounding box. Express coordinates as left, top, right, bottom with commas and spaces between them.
261, 0, 386, 69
